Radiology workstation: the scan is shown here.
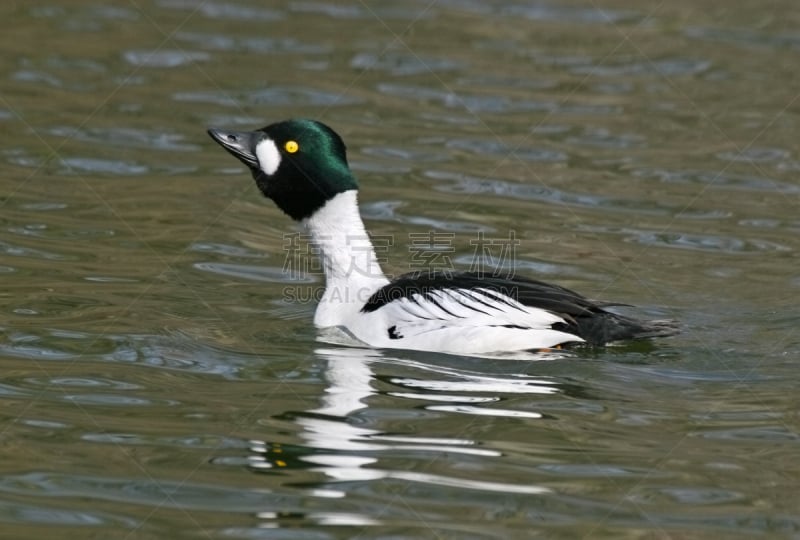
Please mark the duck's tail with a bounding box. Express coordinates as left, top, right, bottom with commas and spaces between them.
625, 318, 681, 340
567, 313, 680, 346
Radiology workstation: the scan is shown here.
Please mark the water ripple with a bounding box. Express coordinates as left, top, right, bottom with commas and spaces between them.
290, 2, 428, 20
0, 240, 72, 261
0, 500, 137, 527
175, 31, 330, 54
501, 3, 637, 24
351, 52, 464, 76
361, 145, 449, 163
685, 26, 800, 50
361, 200, 494, 233
578, 226, 791, 253
290, 1, 365, 18
632, 486, 745, 505
64, 394, 170, 407
193, 262, 316, 283
426, 170, 610, 208
571, 58, 711, 77
189, 242, 267, 258
82, 432, 249, 449
446, 138, 566, 162
438, 0, 637, 24
25, 377, 140, 390
49, 126, 199, 152
633, 167, 800, 194
694, 425, 800, 442
566, 128, 646, 149
174, 86, 361, 107
452, 254, 589, 278
157, 0, 283, 21
377, 83, 554, 113
122, 50, 210, 68
716, 147, 790, 163
12, 70, 63, 88
0, 472, 293, 512
0, 329, 267, 378
60, 157, 148, 176
539, 463, 665, 477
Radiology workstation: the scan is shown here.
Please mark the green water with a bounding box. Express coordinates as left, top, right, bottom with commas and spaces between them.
0, 1, 798, 538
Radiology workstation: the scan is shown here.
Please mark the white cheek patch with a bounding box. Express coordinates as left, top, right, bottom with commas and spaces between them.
255, 138, 281, 175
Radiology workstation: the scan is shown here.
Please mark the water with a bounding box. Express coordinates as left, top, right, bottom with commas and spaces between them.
1, 0, 799, 537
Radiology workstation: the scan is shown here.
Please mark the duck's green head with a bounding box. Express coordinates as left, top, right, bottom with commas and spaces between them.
208, 119, 358, 220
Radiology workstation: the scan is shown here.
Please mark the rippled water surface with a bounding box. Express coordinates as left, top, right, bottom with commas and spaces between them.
1, 1, 799, 538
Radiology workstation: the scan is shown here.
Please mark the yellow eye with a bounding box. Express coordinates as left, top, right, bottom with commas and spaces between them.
284, 140, 299, 153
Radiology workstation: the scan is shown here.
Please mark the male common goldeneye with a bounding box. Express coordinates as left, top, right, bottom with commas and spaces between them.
207, 119, 678, 354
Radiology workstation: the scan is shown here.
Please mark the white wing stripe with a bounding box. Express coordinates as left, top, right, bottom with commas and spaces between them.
475, 287, 529, 313
455, 289, 504, 313
384, 286, 543, 322
441, 289, 491, 315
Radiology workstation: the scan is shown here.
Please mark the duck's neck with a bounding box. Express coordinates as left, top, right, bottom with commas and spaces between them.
304, 190, 389, 327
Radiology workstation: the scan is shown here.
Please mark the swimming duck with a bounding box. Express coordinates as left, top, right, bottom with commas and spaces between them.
207, 119, 677, 354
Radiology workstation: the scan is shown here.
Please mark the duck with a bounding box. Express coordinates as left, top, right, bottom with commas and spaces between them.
207, 119, 678, 354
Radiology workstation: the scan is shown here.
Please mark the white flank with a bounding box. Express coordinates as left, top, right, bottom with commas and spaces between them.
255, 138, 281, 175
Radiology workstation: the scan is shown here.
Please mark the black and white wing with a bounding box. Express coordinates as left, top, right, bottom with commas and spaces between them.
357, 271, 678, 352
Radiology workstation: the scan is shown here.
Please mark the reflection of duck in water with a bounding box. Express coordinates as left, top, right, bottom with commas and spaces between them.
245, 348, 553, 531
208, 119, 678, 354
247, 347, 551, 498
